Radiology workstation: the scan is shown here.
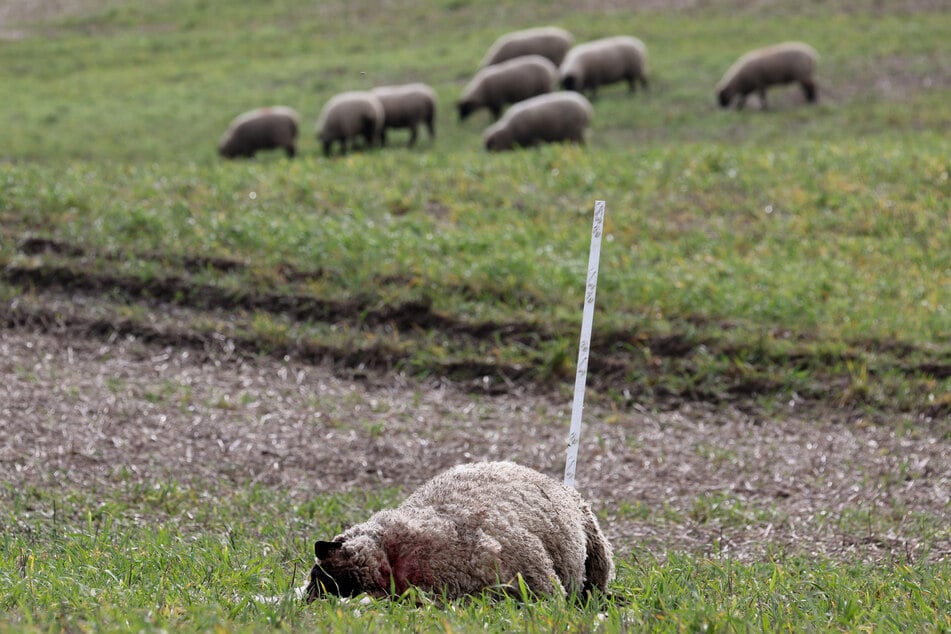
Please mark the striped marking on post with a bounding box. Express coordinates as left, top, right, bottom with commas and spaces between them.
564, 199, 605, 488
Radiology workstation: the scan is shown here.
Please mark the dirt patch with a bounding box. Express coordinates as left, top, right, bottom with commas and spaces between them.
1, 327, 948, 563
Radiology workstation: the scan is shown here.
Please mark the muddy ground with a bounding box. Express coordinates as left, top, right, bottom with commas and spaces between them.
2, 326, 948, 564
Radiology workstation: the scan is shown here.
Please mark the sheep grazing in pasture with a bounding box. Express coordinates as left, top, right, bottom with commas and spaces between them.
370, 83, 438, 147
315, 91, 385, 157
306, 461, 614, 601
217, 106, 299, 159
457, 55, 559, 121
483, 92, 593, 152
480, 26, 575, 68
560, 35, 649, 97
716, 41, 820, 109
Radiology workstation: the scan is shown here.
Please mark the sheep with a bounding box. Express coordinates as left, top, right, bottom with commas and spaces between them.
559, 35, 649, 96
480, 26, 574, 68
315, 91, 385, 157
716, 41, 819, 109
305, 461, 614, 601
370, 83, 437, 147
457, 55, 559, 121
217, 106, 299, 159
483, 92, 593, 152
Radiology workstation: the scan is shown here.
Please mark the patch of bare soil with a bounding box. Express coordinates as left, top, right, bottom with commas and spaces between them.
1, 327, 948, 564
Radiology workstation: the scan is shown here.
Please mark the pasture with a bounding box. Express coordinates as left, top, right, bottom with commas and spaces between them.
1, 0, 949, 630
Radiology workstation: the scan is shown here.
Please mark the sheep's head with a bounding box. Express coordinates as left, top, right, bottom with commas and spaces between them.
305, 537, 389, 601
561, 74, 579, 92
217, 137, 237, 158
457, 101, 475, 121
483, 126, 512, 152
717, 88, 731, 108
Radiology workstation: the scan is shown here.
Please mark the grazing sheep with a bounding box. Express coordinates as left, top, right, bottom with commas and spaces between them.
306, 461, 614, 601
370, 83, 437, 147
560, 35, 649, 96
480, 26, 574, 68
716, 41, 819, 109
217, 106, 299, 159
458, 55, 559, 121
483, 92, 593, 152
315, 91, 385, 157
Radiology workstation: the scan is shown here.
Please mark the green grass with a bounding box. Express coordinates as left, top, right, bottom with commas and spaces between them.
1, 0, 950, 630
3, 484, 950, 632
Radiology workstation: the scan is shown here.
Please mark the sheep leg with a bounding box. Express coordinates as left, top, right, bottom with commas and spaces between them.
322, 140, 332, 157
581, 509, 613, 594
735, 93, 747, 110
380, 128, 388, 147
757, 88, 769, 110
490, 105, 502, 121
426, 117, 435, 140
801, 79, 818, 103
284, 144, 296, 159
407, 125, 417, 148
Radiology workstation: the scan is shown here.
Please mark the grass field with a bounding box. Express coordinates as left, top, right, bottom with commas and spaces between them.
1, 0, 950, 631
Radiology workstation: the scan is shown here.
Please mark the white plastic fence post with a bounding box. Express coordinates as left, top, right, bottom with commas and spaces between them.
564, 200, 605, 488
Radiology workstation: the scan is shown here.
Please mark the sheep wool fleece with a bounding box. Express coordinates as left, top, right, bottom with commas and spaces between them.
306, 461, 614, 600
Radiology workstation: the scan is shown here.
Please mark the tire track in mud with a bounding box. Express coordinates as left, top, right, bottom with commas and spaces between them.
3, 236, 949, 411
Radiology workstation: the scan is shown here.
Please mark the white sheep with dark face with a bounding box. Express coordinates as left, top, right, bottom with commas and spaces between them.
457, 55, 559, 121
306, 461, 614, 601
217, 106, 300, 159
483, 92, 593, 152
716, 42, 820, 109
315, 91, 385, 157
560, 35, 649, 97
371, 83, 437, 147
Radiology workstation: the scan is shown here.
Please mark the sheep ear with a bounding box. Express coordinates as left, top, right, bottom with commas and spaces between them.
314, 540, 343, 560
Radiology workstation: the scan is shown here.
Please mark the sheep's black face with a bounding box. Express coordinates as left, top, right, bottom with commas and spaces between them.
305, 540, 364, 601
717, 90, 731, 108
459, 102, 476, 121
561, 75, 578, 91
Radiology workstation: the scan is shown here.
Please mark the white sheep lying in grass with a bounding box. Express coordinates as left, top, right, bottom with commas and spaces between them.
305, 461, 614, 601
716, 41, 819, 109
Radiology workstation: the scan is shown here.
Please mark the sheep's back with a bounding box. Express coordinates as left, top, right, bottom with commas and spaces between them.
481, 26, 574, 67
401, 462, 590, 579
